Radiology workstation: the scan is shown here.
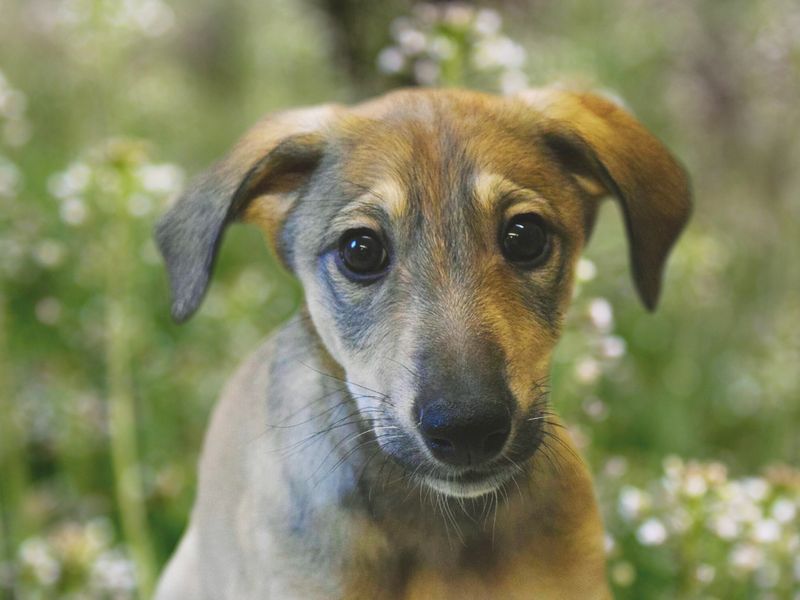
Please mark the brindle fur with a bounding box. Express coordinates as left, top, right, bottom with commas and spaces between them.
154, 88, 690, 599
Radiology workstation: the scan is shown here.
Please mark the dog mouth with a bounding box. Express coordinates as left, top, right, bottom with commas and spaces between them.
420, 467, 515, 499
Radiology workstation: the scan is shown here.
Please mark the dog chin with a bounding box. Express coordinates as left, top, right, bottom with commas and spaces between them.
421, 469, 513, 499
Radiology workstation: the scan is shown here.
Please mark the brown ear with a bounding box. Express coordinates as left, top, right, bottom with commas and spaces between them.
517, 88, 692, 310
155, 106, 337, 322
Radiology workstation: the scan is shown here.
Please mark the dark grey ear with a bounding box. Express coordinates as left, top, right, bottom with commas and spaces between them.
155, 132, 326, 322
519, 88, 692, 310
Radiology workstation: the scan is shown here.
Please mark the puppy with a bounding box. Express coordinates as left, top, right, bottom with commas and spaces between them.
153, 87, 690, 599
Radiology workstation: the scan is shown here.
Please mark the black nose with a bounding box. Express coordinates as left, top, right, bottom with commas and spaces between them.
418, 399, 511, 466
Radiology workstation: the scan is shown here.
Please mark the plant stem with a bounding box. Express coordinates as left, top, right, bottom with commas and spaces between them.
0, 293, 27, 599
105, 205, 156, 599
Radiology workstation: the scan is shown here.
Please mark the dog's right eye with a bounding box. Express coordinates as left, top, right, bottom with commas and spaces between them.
500, 213, 551, 267
336, 228, 389, 281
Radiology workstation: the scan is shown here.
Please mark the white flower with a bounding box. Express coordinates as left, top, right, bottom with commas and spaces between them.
127, 192, 154, 217
663, 455, 684, 479
695, 563, 715, 584
752, 518, 781, 544
474, 9, 502, 36
618, 485, 649, 520
636, 518, 667, 546
0, 157, 20, 197
588, 298, 614, 332
473, 36, 526, 71
19, 538, 61, 585
711, 514, 740, 540
33, 240, 66, 268
742, 477, 769, 502
499, 70, 528, 95
130, 0, 175, 37
771, 497, 797, 523
575, 356, 601, 384
397, 28, 427, 55
576, 258, 597, 282
442, 4, 474, 27
603, 456, 628, 478
48, 162, 91, 199
428, 36, 456, 61
730, 543, 764, 572
600, 335, 627, 360
60, 197, 88, 226
90, 550, 137, 592
683, 472, 708, 497
0, 88, 26, 120
582, 396, 608, 421
377, 47, 406, 74
137, 163, 183, 195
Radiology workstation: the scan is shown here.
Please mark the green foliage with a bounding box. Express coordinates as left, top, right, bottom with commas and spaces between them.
1, 1, 798, 598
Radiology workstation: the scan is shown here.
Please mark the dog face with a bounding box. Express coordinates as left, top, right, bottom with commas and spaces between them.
157, 89, 690, 498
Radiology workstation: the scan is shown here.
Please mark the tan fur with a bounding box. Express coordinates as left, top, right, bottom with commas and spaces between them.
156, 87, 690, 600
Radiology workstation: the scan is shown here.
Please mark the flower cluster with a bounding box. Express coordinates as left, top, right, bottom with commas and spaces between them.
32, 0, 175, 38
23, 140, 184, 329
48, 142, 184, 229
602, 456, 800, 598
377, 3, 528, 94
0, 69, 29, 201
9, 519, 136, 599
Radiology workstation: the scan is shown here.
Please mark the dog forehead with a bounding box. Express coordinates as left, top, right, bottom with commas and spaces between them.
328, 90, 558, 221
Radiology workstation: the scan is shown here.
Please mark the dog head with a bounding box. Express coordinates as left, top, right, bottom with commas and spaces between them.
157, 88, 690, 498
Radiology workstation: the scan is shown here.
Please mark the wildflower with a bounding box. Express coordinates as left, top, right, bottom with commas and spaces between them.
588, 298, 614, 332
575, 356, 601, 384
618, 485, 650, 520
19, 538, 60, 586
696, 563, 715, 584
771, 497, 796, 523
137, 163, 183, 196
376, 4, 529, 94
730, 543, 764, 573
752, 519, 780, 544
600, 335, 627, 360
576, 258, 597, 282
474, 9, 502, 36
377, 47, 405, 74
59, 197, 88, 225
33, 240, 66, 268
636, 518, 668, 546
0, 157, 20, 197
683, 471, 708, 498
582, 396, 608, 421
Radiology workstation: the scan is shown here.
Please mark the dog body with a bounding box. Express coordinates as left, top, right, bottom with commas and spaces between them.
154, 89, 690, 599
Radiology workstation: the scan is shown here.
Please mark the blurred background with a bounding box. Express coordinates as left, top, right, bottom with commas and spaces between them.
1, 0, 798, 598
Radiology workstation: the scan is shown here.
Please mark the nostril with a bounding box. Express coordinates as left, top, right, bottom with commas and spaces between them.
483, 428, 510, 456
429, 437, 453, 450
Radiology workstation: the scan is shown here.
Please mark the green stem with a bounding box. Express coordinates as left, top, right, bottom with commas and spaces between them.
0, 293, 28, 599
105, 206, 156, 599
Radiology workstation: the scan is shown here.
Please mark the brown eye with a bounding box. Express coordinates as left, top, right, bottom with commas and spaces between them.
337, 228, 389, 280
501, 214, 550, 266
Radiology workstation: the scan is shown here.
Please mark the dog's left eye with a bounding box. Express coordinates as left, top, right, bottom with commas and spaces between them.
337, 228, 389, 281
501, 213, 551, 267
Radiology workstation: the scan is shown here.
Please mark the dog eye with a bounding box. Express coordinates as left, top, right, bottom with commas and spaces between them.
501, 214, 550, 266
337, 228, 389, 280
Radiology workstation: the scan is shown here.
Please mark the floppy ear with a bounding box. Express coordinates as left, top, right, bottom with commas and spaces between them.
155, 106, 338, 322
517, 88, 692, 310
